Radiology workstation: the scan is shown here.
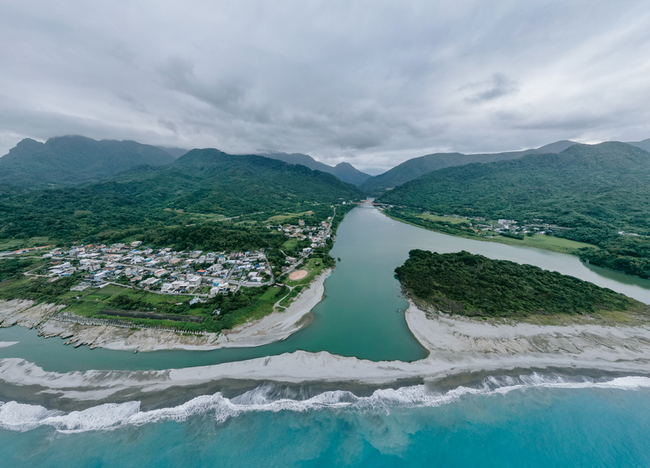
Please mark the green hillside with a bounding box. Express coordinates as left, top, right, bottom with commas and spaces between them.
0, 135, 176, 190
629, 138, 650, 153
259, 152, 371, 186
381, 142, 650, 278
0, 149, 362, 244
361, 140, 576, 195
395, 250, 640, 317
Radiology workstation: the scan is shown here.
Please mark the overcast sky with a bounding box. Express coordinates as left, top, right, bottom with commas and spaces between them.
1, 1, 650, 171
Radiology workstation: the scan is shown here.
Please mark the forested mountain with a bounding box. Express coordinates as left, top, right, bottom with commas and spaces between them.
381, 142, 650, 278
0, 135, 176, 189
157, 146, 189, 159
0, 149, 362, 244
360, 140, 577, 195
259, 151, 371, 186
629, 138, 650, 153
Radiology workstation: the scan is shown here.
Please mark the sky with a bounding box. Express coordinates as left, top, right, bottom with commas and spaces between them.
1, 0, 650, 172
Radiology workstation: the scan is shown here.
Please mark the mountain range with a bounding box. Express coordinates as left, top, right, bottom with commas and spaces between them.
359, 140, 578, 195
258, 151, 371, 186
0, 148, 362, 243
379, 141, 650, 231
0, 135, 176, 190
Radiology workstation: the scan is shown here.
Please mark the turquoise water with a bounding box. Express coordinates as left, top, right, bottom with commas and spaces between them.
2, 203, 650, 372
3, 204, 650, 466
2, 376, 650, 467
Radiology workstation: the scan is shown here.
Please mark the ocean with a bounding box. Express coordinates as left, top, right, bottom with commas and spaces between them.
2, 374, 650, 467
2, 203, 650, 466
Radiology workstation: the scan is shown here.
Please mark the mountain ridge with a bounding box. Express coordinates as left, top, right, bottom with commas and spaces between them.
258, 151, 371, 186
360, 140, 578, 195
0, 135, 176, 189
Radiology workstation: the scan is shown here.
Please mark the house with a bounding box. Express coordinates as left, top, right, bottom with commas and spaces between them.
187, 275, 202, 287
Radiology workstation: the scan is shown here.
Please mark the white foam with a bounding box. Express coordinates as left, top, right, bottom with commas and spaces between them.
0, 341, 18, 348
2, 373, 649, 433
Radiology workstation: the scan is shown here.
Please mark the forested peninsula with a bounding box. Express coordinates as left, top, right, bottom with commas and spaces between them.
395, 250, 647, 318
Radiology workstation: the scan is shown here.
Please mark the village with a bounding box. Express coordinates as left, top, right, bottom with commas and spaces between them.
7, 215, 334, 304
41, 243, 272, 298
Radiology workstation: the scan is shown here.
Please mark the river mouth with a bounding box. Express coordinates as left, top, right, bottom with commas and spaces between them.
2, 202, 650, 373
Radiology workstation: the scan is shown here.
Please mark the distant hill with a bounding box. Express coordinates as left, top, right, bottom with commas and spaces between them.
380, 142, 650, 278
0, 135, 176, 189
0, 149, 362, 243
629, 138, 650, 153
259, 151, 371, 186
157, 146, 189, 159
360, 140, 578, 195
380, 142, 649, 229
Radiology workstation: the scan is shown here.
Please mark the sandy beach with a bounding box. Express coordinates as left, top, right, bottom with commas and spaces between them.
2, 299, 650, 409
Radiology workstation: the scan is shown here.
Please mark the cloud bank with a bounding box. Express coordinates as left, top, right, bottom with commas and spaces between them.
1, 0, 649, 171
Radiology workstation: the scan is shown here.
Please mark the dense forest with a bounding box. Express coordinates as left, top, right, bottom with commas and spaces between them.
0, 149, 362, 246
395, 250, 638, 317
260, 152, 371, 186
381, 142, 650, 278
0, 135, 175, 189
361, 140, 576, 195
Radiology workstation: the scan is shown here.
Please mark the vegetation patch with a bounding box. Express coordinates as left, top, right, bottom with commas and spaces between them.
395, 249, 645, 317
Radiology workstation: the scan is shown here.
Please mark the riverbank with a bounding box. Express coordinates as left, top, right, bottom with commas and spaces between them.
0, 269, 330, 352
381, 209, 594, 256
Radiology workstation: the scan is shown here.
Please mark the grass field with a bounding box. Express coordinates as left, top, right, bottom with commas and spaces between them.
279, 285, 304, 307
63, 284, 194, 318
233, 286, 286, 324
387, 210, 597, 256
0, 237, 52, 251
484, 232, 597, 254
265, 211, 314, 224
282, 238, 299, 251
418, 213, 470, 225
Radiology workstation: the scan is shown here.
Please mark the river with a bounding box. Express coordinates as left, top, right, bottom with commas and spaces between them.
2, 202, 650, 372
3, 203, 650, 466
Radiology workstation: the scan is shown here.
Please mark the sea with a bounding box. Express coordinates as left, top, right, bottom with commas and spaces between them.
2, 203, 650, 467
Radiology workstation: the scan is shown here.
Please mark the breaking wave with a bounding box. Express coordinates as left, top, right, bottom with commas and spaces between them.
1, 373, 649, 433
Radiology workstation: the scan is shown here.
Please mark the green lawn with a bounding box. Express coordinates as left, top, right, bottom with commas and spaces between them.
282, 238, 299, 251
266, 211, 314, 224
279, 285, 304, 307
233, 286, 286, 324
484, 232, 597, 254
62, 284, 191, 317
386, 210, 597, 256
418, 213, 470, 225
0, 237, 52, 251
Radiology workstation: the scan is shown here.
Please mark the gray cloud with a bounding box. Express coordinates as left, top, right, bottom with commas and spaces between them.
1, 1, 650, 172
463, 73, 519, 103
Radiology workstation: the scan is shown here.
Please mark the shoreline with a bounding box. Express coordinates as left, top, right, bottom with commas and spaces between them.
381, 210, 591, 257
0, 268, 331, 352
2, 300, 650, 411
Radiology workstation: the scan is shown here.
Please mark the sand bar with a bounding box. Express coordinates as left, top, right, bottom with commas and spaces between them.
2, 300, 650, 406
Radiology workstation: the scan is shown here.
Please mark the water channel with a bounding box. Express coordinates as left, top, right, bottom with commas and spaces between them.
2, 202, 650, 372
